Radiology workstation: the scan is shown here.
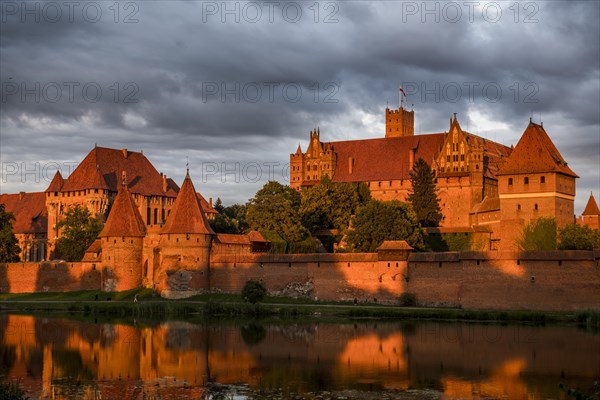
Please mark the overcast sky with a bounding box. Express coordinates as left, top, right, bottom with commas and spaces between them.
1, 0, 598, 212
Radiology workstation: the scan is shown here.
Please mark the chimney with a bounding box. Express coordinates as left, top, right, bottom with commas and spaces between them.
122, 148, 128, 158
209, 197, 213, 208
19, 191, 25, 200
348, 157, 354, 174
162, 174, 167, 192
409, 149, 415, 170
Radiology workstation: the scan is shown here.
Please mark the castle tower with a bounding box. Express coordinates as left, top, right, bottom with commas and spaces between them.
290, 128, 336, 191
45, 171, 64, 258
385, 106, 414, 138
579, 193, 600, 230
497, 121, 578, 248
156, 171, 215, 296
98, 176, 146, 291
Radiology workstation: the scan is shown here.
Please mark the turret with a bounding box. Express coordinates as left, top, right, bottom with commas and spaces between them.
98, 177, 146, 291
156, 171, 215, 297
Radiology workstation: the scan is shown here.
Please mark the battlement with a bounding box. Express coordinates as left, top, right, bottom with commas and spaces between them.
385, 106, 414, 138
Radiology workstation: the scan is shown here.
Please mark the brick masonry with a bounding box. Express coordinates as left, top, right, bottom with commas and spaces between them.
1, 250, 599, 311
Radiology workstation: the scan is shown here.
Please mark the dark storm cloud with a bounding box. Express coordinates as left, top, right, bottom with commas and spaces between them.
1, 0, 599, 210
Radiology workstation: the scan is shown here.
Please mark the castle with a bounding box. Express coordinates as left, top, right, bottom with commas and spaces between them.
290, 105, 592, 250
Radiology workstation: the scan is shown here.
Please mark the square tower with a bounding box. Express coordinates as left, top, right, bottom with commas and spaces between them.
385, 106, 414, 138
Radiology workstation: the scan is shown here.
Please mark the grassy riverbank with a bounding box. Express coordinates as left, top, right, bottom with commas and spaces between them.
1, 289, 599, 328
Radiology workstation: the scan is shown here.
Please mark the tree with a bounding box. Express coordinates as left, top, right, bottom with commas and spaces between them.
213, 197, 224, 213
0, 204, 21, 262
517, 217, 557, 251
246, 181, 309, 243
346, 200, 425, 252
407, 158, 442, 227
558, 224, 600, 250
209, 213, 240, 234
222, 203, 249, 232
299, 176, 371, 233
55, 205, 103, 262
241, 280, 267, 304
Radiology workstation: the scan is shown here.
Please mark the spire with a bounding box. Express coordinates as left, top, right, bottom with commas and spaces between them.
99, 184, 146, 237
582, 192, 600, 216
295, 144, 302, 154
160, 173, 215, 235
45, 171, 64, 192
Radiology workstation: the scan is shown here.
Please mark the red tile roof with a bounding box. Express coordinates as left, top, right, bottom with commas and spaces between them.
45, 171, 64, 192
582, 193, 600, 216
376, 240, 414, 251
498, 122, 577, 177
196, 193, 218, 215
247, 230, 269, 243
465, 134, 512, 178
471, 196, 500, 214
98, 184, 146, 237
0, 192, 47, 234
215, 233, 251, 245
328, 133, 446, 183
160, 174, 215, 235
59, 147, 180, 196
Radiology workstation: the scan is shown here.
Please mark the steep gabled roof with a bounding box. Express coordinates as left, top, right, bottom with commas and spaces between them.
582, 193, 600, 216
45, 171, 64, 192
98, 183, 146, 237
497, 122, 577, 177
329, 133, 446, 183
196, 193, 218, 215
160, 174, 215, 235
61, 147, 178, 196
0, 192, 47, 234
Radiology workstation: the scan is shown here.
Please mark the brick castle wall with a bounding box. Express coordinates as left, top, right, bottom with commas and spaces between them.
0, 262, 101, 293
1, 251, 599, 312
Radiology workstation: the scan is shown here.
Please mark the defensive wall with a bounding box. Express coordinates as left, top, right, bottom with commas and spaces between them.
1, 250, 599, 311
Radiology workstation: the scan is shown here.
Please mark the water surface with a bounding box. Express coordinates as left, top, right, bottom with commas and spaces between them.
0, 314, 598, 399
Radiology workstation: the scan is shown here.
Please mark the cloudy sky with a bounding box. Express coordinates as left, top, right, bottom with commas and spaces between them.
1, 0, 598, 212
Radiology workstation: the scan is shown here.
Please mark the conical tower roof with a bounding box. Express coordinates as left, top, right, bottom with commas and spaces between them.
160, 173, 215, 235
45, 171, 64, 192
99, 182, 146, 237
582, 193, 600, 216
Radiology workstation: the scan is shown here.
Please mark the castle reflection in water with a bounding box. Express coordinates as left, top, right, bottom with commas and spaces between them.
0, 315, 598, 399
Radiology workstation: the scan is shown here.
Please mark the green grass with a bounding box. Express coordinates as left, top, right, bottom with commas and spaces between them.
0, 290, 597, 327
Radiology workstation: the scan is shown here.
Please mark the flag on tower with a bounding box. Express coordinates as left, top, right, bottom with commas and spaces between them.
399, 87, 407, 97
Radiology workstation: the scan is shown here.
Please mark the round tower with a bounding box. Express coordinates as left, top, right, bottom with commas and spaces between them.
98, 177, 146, 291
156, 171, 214, 297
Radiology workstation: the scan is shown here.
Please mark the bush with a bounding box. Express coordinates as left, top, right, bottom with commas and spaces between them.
398, 292, 417, 307
241, 280, 267, 304
517, 217, 557, 251
558, 224, 600, 250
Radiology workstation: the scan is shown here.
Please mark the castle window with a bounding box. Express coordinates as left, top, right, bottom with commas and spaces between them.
541, 176, 545, 184
146, 208, 151, 225
517, 204, 521, 211
446, 156, 450, 162
154, 208, 158, 224
476, 164, 479, 170
460, 155, 464, 161
389, 181, 392, 187
508, 178, 513, 185
378, 182, 381, 187
524, 177, 529, 185
534, 204, 538, 211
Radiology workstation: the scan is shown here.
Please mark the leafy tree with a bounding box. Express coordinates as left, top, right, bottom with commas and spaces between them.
241, 280, 267, 304
246, 181, 309, 242
55, 205, 103, 262
213, 197, 224, 213
299, 176, 371, 233
558, 224, 600, 250
222, 203, 249, 232
517, 217, 557, 251
209, 213, 240, 234
0, 204, 21, 262
346, 200, 425, 252
407, 158, 443, 227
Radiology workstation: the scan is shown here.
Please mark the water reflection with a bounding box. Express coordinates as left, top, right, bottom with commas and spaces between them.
0, 314, 598, 399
